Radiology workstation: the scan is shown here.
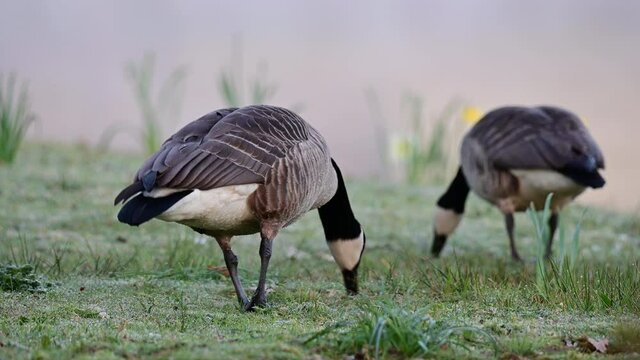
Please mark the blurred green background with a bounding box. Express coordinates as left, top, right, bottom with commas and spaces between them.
1, 0, 638, 210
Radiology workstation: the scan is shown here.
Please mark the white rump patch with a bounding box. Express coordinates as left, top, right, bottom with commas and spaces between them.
328, 232, 364, 271
508, 169, 586, 211
155, 184, 259, 233
510, 169, 583, 194
144, 188, 184, 198
434, 207, 462, 236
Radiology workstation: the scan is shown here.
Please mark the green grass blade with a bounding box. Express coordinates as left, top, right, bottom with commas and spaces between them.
0, 73, 34, 164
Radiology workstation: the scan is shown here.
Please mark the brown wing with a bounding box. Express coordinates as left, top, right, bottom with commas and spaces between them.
115, 105, 310, 204
467, 106, 605, 171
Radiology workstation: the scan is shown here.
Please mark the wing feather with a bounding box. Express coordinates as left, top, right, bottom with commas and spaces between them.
117, 106, 311, 203
467, 106, 605, 171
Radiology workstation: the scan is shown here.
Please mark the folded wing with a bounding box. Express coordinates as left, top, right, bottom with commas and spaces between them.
467, 106, 605, 188
115, 106, 310, 204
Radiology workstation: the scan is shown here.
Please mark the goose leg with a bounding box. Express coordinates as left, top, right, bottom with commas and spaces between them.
215, 236, 249, 309
546, 212, 559, 259
245, 226, 277, 311
504, 213, 522, 261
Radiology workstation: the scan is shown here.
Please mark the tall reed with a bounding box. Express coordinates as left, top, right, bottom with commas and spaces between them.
125, 52, 187, 154
0, 73, 35, 164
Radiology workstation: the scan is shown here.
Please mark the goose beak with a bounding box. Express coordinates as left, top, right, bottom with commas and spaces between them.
342, 268, 359, 295
431, 230, 448, 257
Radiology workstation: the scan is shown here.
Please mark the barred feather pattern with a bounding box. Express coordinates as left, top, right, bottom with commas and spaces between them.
134, 105, 313, 190
118, 105, 338, 229
464, 106, 604, 171
460, 105, 605, 208
250, 130, 337, 228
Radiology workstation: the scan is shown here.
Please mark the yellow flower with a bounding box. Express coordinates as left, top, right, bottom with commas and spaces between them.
389, 134, 412, 163
462, 106, 483, 125
580, 115, 590, 128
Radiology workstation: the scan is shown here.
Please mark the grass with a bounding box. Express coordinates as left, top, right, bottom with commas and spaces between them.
217, 37, 278, 107
306, 301, 497, 358
0, 264, 54, 293
609, 323, 640, 354
123, 52, 187, 155
0, 143, 639, 359
0, 73, 35, 164
364, 89, 464, 184
526, 195, 640, 313
218, 61, 276, 108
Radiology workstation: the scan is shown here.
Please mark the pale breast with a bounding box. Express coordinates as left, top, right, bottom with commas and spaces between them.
509, 169, 585, 210
156, 184, 261, 235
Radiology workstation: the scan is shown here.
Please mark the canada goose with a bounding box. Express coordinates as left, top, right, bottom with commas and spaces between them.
432, 106, 605, 261
114, 105, 365, 311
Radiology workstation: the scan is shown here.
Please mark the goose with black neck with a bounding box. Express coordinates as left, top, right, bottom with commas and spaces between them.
114, 105, 366, 311
432, 106, 605, 261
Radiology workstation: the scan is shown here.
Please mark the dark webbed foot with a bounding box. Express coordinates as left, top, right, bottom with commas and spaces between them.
238, 295, 250, 310
243, 292, 268, 312
511, 252, 523, 262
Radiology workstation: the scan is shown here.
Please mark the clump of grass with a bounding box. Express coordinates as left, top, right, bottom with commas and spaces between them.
306, 301, 496, 359
217, 36, 277, 107
173, 291, 189, 333
364, 89, 463, 184
0, 73, 35, 164
125, 52, 187, 154
0, 264, 54, 293
7, 233, 43, 272
609, 322, 640, 354
218, 62, 276, 107
420, 255, 479, 299
527, 193, 556, 300
501, 336, 543, 357
527, 194, 640, 312
69, 306, 101, 319
548, 260, 640, 312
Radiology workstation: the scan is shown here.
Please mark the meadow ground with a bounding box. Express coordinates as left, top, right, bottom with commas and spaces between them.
0, 144, 639, 359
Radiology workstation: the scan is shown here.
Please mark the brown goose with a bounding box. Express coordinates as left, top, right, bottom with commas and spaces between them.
431, 106, 605, 261
114, 105, 365, 311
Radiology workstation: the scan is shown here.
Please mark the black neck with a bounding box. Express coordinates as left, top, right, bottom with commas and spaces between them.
318, 159, 361, 240
436, 167, 470, 214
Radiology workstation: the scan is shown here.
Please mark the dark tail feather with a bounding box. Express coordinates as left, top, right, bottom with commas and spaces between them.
117, 190, 193, 226
559, 156, 606, 189
114, 181, 144, 205
559, 169, 606, 188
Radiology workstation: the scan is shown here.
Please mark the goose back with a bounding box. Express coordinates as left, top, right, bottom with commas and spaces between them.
115, 105, 338, 234
465, 106, 604, 171
460, 106, 605, 210
133, 106, 311, 191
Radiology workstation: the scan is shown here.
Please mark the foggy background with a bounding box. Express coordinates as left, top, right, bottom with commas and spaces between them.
1, 0, 638, 210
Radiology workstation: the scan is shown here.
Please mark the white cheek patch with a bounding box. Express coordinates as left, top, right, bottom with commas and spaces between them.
434, 207, 462, 236
328, 232, 364, 271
